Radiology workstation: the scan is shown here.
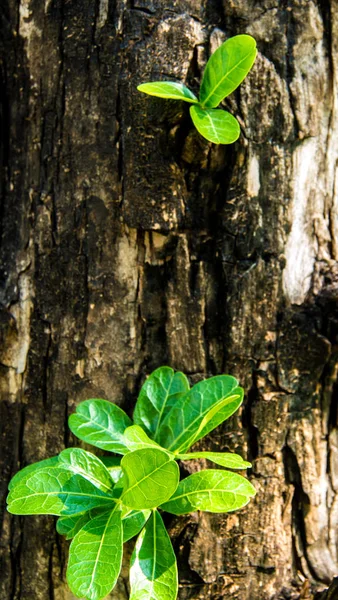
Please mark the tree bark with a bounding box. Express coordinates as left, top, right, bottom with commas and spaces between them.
1, 1, 338, 599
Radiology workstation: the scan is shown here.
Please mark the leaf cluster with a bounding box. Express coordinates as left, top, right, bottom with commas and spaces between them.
7, 367, 256, 600
137, 34, 257, 144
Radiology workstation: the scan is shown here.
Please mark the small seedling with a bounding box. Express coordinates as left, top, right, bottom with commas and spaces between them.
7, 367, 255, 600
138, 34, 257, 144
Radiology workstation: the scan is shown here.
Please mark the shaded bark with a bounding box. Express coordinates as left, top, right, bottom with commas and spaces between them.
1, 1, 338, 599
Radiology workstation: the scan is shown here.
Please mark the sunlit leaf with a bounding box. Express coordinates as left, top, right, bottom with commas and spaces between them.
68, 399, 132, 454
59, 448, 115, 494
199, 34, 257, 108
8, 457, 59, 490
7, 466, 116, 516
133, 366, 190, 439
137, 81, 198, 103
161, 469, 256, 514
177, 451, 251, 469
130, 510, 178, 600
188, 387, 244, 447
123, 425, 165, 453
157, 375, 242, 453
67, 506, 123, 600
190, 105, 240, 144
121, 448, 179, 510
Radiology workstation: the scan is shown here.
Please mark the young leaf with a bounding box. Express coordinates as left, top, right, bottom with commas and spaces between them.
123, 425, 165, 453
176, 451, 251, 469
130, 510, 178, 600
133, 366, 190, 439
59, 448, 115, 494
156, 375, 241, 453
137, 81, 198, 103
190, 106, 240, 144
199, 34, 257, 108
7, 466, 116, 516
161, 469, 256, 514
122, 509, 151, 543
67, 506, 123, 600
121, 448, 179, 510
69, 399, 132, 454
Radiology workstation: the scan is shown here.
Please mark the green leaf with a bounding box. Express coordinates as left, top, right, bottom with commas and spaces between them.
190, 105, 240, 144
137, 81, 198, 103
59, 448, 115, 494
121, 448, 179, 510
161, 469, 256, 514
133, 366, 190, 439
57, 513, 91, 539
123, 425, 173, 456
67, 506, 123, 600
7, 466, 116, 516
123, 509, 151, 543
177, 451, 251, 469
56, 505, 109, 540
130, 510, 178, 600
199, 34, 257, 108
156, 375, 242, 453
188, 387, 244, 448
8, 456, 59, 490
68, 399, 132, 454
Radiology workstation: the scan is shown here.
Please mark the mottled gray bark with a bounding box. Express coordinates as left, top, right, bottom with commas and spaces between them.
1, 1, 338, 599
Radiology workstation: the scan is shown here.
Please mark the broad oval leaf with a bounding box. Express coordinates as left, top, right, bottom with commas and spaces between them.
69, 399, 132, 454
8, 456, 59, 490
7, 466, 116, 516
177, 451, 251, 470
137, 81, 198, 103
190, 387, 244, 446
199, 34, 257, 108
130, 510, 178, 600
121, 448, 179, 510
67, 506, 123, 600
123, 425, 165, 453
156, 375, 241, 453
190, 105, 240, 144
161, 470, 256, 514
133, 366, 190, 439
123, 509, 151, 543
59, 448, 115, 494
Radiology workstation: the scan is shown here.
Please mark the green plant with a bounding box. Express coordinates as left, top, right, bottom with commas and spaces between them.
7, 367, 256, 600
138, 34, 257, 144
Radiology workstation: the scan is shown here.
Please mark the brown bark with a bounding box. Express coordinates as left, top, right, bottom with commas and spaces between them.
1, 1, 338, 599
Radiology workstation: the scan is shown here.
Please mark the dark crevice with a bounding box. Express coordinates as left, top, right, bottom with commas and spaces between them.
282, 0, 300, 138
317, 0, 334, 82
170, 520, 205, 585
42, 324, 52, 418
242, 374, 259, 461
283, 443, 319, 582
186, 44, 201, 98
131, 6, 156, 17
48, 543, 55, 600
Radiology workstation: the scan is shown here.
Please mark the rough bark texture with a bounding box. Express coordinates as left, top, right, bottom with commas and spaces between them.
1, 1, 338, 599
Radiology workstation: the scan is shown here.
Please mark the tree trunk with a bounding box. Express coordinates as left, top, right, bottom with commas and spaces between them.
1, 1, 338, 599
